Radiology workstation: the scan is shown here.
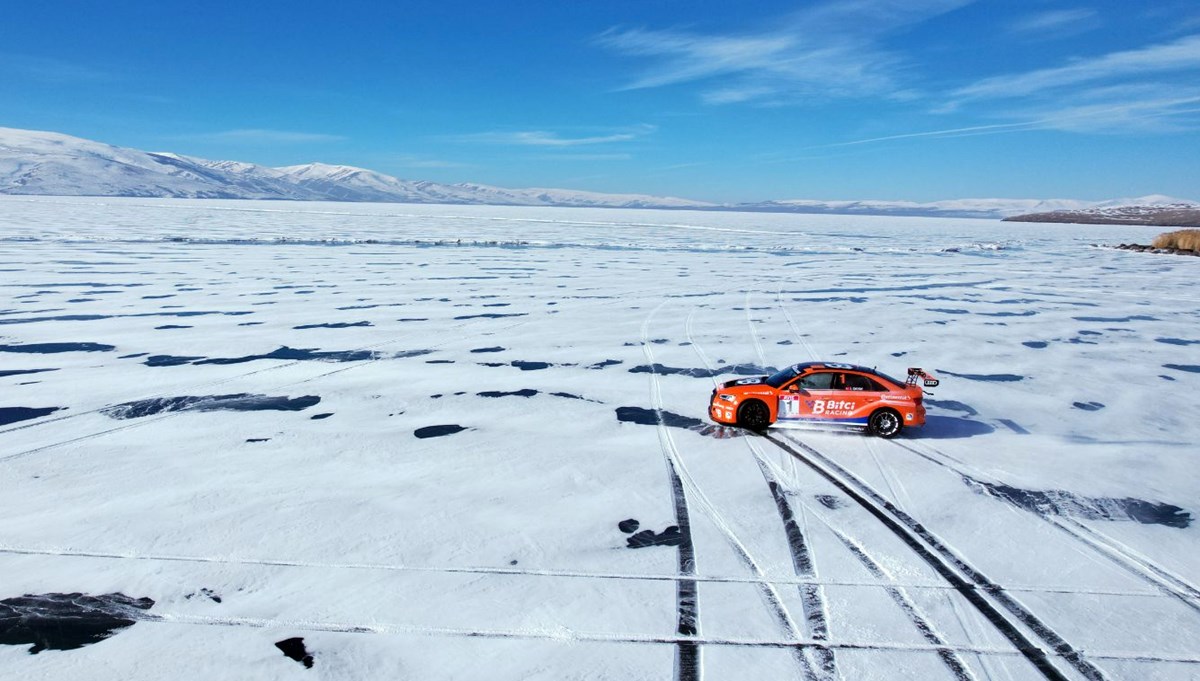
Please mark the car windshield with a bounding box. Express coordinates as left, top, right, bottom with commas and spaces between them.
765, 363, 812, 388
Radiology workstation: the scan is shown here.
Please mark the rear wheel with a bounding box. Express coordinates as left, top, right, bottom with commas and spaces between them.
868, 409, 903, 438
737, 400, 771, 432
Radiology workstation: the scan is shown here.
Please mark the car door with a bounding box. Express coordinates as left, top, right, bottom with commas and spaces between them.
778, 370, 839, 421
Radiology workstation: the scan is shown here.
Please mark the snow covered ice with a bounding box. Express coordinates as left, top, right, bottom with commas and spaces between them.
1, 195, 1198, 680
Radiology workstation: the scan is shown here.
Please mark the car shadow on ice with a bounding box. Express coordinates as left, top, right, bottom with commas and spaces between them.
919, 415, 996, 439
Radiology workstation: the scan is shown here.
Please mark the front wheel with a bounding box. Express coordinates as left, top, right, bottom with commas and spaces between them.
737, 400, 771, 432
868, 409, 903, 438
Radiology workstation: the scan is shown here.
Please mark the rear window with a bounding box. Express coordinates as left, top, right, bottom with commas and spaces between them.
845, 373, 887, 391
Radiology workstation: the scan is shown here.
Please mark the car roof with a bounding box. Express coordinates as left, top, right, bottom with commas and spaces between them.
794, 362, 895, 380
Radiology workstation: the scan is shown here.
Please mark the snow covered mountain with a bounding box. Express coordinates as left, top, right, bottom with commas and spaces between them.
1, 126, 1194, 218
729, 196, 1199, 219
1003, 198, 1200, 227
0, 127, 710, 209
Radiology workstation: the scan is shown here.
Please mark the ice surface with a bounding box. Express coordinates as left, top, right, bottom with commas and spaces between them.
1, 196, 1198, 679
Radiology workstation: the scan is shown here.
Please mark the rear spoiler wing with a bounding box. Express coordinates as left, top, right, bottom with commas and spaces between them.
907, 368, 939, 388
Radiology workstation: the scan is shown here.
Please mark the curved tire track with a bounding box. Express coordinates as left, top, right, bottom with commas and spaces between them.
767, 432, 1108, 681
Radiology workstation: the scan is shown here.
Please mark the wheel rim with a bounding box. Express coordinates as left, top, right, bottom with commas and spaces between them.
743, 402, 769, 429
874, 411, 899, 435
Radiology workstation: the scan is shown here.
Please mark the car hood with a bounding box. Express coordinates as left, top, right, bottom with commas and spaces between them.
718, 376, 770, 390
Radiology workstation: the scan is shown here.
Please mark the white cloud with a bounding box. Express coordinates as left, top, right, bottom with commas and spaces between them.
1007, 9, 1098, 34
452, 124, 655, 147
1, 53, 116, 83
595, 0, 973, 104
818, 87, 1200, 148
530, 153, 632, 161
953, 34, 1200, 101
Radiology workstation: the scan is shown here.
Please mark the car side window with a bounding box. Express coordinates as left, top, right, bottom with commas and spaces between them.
844, 373, 885, 391
796, 372, 836, 390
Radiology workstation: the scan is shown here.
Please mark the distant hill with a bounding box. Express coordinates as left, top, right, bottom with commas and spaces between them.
3, 126, 1196, 220
1003, 202, 1200, 227
0, 127, 709, 209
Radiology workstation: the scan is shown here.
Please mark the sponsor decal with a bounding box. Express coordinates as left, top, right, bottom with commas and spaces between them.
808, 398, 857, 417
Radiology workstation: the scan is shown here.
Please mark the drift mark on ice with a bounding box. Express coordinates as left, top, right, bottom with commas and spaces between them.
766, 433, 1108, 681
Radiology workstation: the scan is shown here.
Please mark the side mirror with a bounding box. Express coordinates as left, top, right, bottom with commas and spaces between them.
786, 384, 800, 393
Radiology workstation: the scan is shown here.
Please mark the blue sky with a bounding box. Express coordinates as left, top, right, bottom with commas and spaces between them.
3, 0, 1199, 202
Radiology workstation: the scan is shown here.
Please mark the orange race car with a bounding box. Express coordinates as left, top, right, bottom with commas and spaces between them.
709, 362, 939, 437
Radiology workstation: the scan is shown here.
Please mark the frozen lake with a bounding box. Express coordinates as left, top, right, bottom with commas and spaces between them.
1, 196, 1198, 680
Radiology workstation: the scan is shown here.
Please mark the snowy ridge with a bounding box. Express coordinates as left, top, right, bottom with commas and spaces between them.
0, 127, 710, 208
2, 127, 1195, 218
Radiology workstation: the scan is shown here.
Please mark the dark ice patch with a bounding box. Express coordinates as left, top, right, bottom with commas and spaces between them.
478, 389, 538, 398
415, 424, 467, 439
1072, 401, 1105, 411
629, 363, 774, 379
144, 354, 205, 367
966, 478, 1191, 529
0, 406, 63, 426
0, 368, 58, 378
453, 313, 527, 320
627, 526, 684, 548
103, 394, 320, 419
815, 494, 845, 509
0, 342, 114, 354
927, 308, 969, 315
511, 360, 551, 371
471, 346, 505, 353
937, 369, 1024, 382
184, 588, 221, 603
616, 406, 704, 429
310, 413, 333, 420
1156, 338, 1200, 346
616, 406, 745, 439
618, 519, 640, 534
0, 311, 252, 326
549, 391, 594, 401
293, 321, 372, 329
587, 359, 622, 370
145, 346, 386, 367
1073, 315, 1156, 323
275, 637, 314, 669
1022, 341, 1048, 349
154, 325, 191, 330
246, 438, 270, 443
0, 592, 154, 654
1163, 364, 1200, 374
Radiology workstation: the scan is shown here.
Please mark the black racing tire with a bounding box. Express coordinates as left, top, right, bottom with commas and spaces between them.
737, 399, 771, 432
868, 408, 903, 438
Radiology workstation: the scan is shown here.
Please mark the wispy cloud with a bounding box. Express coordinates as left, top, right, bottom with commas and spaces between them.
529, 153, 632, 161
952, 34, 1200, 101
1, 53, 117, 83
185, 129, 346, 144
1007, 9, 1099, 35
451, 124, 655, 147
816, 89, 1200, 148
595, 0, 973, 104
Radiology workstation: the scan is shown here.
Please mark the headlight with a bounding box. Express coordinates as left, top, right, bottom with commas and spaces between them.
718, 394, 736, 402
